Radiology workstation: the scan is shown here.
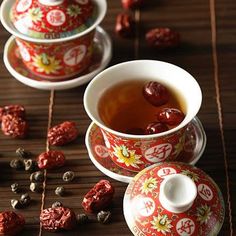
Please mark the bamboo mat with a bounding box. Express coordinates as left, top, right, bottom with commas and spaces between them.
0, 0, 235, 235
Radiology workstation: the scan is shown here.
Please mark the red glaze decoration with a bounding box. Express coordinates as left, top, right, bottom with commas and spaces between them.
15, 32, 95, 80
9, 0, 98, 80
7, 35, 105, 82
88, 118, 206, 180
124, 162, 225, 236
11, 0, 94, 39
101, 125, 186, 172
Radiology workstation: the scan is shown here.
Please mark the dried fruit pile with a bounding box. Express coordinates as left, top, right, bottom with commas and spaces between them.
40, 179, 114, 232
0, 1, 183, 234
2, 110, 114, 232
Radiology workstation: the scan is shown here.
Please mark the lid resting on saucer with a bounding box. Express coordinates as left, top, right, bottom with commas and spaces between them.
123, 162, 225, 236
10, 0, 96, 39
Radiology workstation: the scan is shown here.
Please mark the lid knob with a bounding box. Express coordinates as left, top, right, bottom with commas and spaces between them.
38, 0, 64, 6
159, 174, 197, 213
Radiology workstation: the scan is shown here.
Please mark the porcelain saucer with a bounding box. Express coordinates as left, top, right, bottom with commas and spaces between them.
85, 117, 207, 183
3, 26, 112, 90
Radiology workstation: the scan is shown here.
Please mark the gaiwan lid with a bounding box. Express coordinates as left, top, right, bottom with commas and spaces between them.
123, 162, 225, 236
10, 0, 96, 39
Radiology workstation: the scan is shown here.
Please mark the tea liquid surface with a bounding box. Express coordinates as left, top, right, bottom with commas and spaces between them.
98, 80, 185, 134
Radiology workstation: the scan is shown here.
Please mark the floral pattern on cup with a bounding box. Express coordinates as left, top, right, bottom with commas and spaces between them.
11, 0, 95, 39
124, 162, 225, 236
7, 31, 106, 83
101, 127, 186, 172
15, 31, 94, 80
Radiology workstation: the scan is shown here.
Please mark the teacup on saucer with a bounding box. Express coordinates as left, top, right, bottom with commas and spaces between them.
85, 117, 206, 183
3, 26, 112, 90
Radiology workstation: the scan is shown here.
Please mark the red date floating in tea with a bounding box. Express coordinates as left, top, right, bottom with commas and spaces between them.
48, 121, 79, 146
0, 211, 25, 235
145, 122, 169, 135
0, 105, 25, 122
157, 108, 185, 126
37, 150, 65, 170
82, 180, 115, 213
1, 114, 28, 138
143, 81, 169, 106
145, 28, 180, 49
40, 207, 76, 232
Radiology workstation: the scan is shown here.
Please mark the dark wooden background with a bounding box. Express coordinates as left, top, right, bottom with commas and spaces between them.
0, 0, 235, 235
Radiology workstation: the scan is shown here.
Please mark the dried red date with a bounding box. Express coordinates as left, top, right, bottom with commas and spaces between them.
145, 122, 169, 134
37, 150, 65, 169
143, 81, 169, 106
48, 121, 79, 146
121, 0, 145, 9
145, 28, 180, 49
115, 13, 135, 38
82, 180, 115, 213
0, 105, 25, 122
1, 114, 28, 138
157, 108, 185, 126
0, 211, 25, 235
40, 207, 76, 232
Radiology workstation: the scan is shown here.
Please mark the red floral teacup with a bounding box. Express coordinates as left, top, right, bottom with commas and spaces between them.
84, 60, 202, 172
14, 32, 95, 80
1, 0, 107, 80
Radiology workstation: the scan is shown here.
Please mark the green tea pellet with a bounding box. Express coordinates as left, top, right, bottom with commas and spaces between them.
16, 147, 31, 159
76, 213, 89, 224
97, 210, 111, 224
55, 186, 65, 196
62, 171, 75, 182
10, 159, 24, 169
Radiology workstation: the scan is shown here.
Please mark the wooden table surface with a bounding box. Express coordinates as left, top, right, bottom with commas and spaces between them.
0, 0, 235, 235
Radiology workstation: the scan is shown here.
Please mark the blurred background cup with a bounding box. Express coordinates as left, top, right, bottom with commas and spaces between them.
84, 60, 202, 172
0, 0, 107, 81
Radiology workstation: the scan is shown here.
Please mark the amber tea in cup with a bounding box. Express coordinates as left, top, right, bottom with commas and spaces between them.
84, 60, 202, 172
98, 79, 186, 135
